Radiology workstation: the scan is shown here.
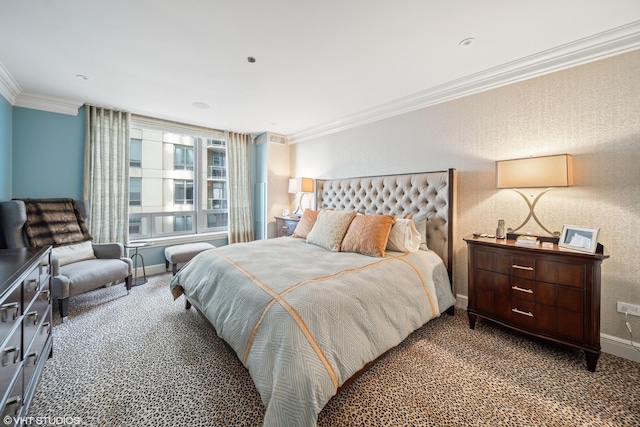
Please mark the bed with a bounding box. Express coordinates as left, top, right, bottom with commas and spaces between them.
170, 169, 457, 427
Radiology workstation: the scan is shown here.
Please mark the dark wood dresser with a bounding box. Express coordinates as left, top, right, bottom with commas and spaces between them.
464, 236, 609, 372
275, 216, 300, 237
0, 247, 53, 424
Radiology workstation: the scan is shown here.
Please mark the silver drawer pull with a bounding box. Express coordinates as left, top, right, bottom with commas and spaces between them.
40, 322, 51, 335
26, 351, 39, 366
4, 395, 21, 416
512, 285, 534, 294
25, 311, 39, 326
0, 302, 19, 322
512, 308, 534, 317
2, 346, 20, 366
512, 265, 534, 271
25, 278, 40, 293
40, 263, 50, 275
41, 290, 51, 303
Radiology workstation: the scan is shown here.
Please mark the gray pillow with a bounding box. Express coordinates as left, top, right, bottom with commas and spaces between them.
411, 211, 429, 250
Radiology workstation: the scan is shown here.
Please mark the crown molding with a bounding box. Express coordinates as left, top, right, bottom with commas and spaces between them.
0, 61, 21, 104
288, 20, 640, 144
14, 92, 83, 116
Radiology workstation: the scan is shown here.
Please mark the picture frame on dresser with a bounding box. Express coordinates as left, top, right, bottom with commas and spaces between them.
558, 224, 600, 254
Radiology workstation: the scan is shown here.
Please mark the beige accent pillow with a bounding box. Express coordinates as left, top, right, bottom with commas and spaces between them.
52, 240, 96, 266
291, 210, 319, 239
341, 214, 396, 257
386, 218, 421, 253
306, 210, 356, 251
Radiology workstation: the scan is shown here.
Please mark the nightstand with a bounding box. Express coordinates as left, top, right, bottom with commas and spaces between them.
464, 235, 609, 372
275, 216, 300, 237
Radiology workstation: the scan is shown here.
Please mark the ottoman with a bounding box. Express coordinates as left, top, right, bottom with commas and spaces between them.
164, 242, 215, 275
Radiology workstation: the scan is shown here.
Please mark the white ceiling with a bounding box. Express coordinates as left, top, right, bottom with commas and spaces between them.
1, 1, 639, 142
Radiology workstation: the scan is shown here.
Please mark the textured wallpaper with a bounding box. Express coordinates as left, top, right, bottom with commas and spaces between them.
291, 50, 640, 343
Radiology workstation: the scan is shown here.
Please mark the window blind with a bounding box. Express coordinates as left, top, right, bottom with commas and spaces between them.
131, 114, 226, 141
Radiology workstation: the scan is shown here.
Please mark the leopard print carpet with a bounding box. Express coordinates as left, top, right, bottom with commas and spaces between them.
27, 273, 640, 426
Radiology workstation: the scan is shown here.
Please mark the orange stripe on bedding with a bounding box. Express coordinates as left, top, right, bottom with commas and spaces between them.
214, 252, 339, 390
278, 255, 402, 297
245, 254, 415, 379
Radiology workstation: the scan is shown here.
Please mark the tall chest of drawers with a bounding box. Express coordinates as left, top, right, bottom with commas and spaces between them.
0, 247, 53, 424
464, 236, 608, 372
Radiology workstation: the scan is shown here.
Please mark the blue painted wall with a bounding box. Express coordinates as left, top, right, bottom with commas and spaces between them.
12, 106, 85, 198
0, 96, 12, 200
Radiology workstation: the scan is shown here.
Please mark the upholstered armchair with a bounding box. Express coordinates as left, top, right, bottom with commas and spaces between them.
0, 199, 132, 318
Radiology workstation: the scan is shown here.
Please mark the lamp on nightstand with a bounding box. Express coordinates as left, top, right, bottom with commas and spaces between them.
496, 154, 573, 237
288, 177, 314, 216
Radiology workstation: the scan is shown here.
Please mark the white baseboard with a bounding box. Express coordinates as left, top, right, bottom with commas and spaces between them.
601, 333, 640, 363
135, 263, 170, 278
455, 294, 468, 309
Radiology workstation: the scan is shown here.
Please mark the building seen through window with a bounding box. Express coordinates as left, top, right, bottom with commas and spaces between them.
128, 124, 228, 239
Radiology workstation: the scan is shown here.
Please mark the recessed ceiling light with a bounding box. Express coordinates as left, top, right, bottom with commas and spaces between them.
192, 102, 210, 109
247, 56, 256, 63
459, 38, 475, 47
76, 74, 89, 80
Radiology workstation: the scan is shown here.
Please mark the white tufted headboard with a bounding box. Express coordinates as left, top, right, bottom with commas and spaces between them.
315, 169, 457, 279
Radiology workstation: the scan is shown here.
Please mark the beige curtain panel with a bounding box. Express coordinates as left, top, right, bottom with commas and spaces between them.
83, 105, 131, 243
227, 131, 254, 243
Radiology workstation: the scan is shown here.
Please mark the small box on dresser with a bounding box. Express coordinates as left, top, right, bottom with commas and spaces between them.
464, 235, 609, 372
275, 216, 300, 237
0, 247, 53, 425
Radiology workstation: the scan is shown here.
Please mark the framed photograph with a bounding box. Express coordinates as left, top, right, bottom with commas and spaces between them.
558, 225, 600, 254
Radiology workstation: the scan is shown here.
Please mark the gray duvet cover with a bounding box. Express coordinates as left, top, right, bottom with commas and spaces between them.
170, 237, 455, 427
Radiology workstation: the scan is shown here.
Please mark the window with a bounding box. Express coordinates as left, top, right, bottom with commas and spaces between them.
128, 118, 228, 240
174, 215, 193, 232
174, 145, 194, 170
129, 217, 142, 235
130, 138, 142, 167
174, 180, 194, 205
129, 178, 141, 206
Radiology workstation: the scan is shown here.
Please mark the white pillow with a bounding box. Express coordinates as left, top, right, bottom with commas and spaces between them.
52, 240, 96, 266
386, 219, 422, 253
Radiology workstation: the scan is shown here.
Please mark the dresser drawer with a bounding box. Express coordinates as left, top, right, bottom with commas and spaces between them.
0, 288, 21, 345
0, 366, 23, 424
510, 278, 535, 302
476, 249, 511, 274
24, 307, 51, 394
477, 270, 510, 294
536, 259, 585, 288
23, 288, 51, 353
536, 282, 583, 312
0, 324, 21, 396
511, 256, 535, 279
23, 259, 50, 309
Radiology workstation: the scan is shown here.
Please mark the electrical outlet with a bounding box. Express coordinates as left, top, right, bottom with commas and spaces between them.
617, 301, 640, 317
